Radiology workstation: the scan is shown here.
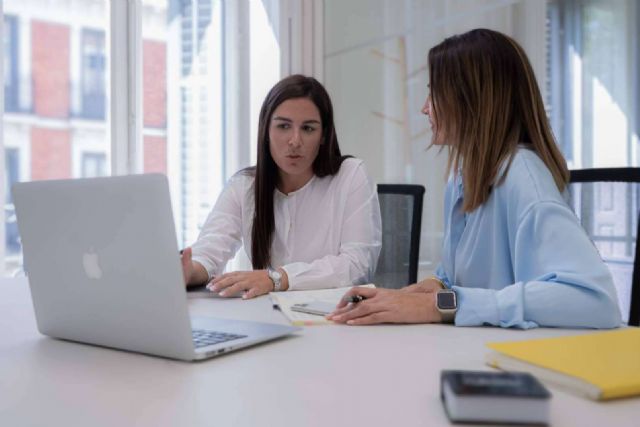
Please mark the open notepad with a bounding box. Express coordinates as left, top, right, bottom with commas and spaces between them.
270, 284, 375, 326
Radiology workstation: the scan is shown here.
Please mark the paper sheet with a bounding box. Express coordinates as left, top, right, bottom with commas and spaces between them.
269, 284, 375, 326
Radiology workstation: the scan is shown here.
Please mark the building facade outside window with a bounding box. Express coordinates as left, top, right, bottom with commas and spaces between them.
81, 152, 107, 178
4, 148, 20, 256
80, 28, 106, 120
3, 15, 19, 113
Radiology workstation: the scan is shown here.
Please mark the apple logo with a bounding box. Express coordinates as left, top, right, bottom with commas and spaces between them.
82, 247, 103, 280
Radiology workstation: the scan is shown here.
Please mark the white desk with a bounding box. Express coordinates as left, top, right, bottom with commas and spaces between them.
1, 277, 637, 427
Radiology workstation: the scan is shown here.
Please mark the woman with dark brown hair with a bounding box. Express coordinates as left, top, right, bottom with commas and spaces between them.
181, 75, 381, 299
329, 29, 621, 329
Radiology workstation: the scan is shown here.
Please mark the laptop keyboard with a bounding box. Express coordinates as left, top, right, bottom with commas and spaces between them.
191, 329, 247, 348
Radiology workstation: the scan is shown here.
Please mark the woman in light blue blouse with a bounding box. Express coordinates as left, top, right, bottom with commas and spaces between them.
328, 28, 621, 329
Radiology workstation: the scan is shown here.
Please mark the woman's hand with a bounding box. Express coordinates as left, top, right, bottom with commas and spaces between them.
208, 270, 281, 299
400, 277, 445, 294
327, 287, 442, 325
180, 247, 195, 285
180, 247, 209, 286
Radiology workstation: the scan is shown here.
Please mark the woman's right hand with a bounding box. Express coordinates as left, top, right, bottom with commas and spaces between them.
181, 247, 211, 286
326, 286, 442, 325
181, 247, 195, 286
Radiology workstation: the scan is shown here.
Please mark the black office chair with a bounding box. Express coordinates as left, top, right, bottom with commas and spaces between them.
566, 168, 640, 326
374, 184, 425, 289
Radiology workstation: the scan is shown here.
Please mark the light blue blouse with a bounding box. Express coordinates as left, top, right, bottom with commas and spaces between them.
434, 147, 621, 329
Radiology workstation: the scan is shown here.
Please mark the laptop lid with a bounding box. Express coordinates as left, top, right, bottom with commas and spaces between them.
13, 174, 214, 360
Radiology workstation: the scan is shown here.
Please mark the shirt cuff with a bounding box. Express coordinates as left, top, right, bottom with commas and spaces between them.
452, 286, 500, 327
280, 262, 354, 291
453, 284, 539, 329
191, 255, 214, 282
280, 265, 298, 291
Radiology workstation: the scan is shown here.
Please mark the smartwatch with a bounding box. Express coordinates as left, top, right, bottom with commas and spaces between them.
267, 267, 283, 292
436, 289, 457, 323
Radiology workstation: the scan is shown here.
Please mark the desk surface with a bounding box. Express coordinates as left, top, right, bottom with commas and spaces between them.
1, 278, 637, 427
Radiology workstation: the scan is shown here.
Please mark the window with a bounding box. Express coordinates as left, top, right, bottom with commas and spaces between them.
81, 29, 106, 119
4, 148, 20, 256
2, 0, 286, 276
548, 0, 640, 318
81, 152, 107, 178
547, 0, 640, 169
2, 0, 110, 275
3, 15, 19, 112
142, 0, 280, 254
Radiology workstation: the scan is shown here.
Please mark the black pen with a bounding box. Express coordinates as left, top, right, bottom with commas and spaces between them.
344, 294, 366, 304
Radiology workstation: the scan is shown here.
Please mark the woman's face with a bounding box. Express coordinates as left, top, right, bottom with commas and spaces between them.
268, 97, 323, 185
421, 91, 445, 145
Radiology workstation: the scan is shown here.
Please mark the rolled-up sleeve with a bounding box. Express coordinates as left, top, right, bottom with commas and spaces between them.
454, 201, 622, 329
283, 164, 382, 290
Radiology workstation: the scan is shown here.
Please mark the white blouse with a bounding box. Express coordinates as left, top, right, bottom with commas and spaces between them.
191, 158, 382, 291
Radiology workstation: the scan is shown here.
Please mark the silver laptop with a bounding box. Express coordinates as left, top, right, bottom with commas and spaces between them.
12, 174, 299, 361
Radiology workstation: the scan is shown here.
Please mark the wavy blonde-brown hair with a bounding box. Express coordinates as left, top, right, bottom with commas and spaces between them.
428, 28, 569, 212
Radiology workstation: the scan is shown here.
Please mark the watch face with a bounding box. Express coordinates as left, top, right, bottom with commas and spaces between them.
437, 291, 456, 310
269, 269, 282, 280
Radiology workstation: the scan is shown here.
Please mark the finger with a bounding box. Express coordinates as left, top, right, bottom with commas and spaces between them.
242, 286, 265, 300
180, 248, 192, 284
331, 301, 376, 323
335, 289, 356, 309
181, 247, 192, 262
209, 273, 244, 292
336, 287, 379, 308
219, 281, 248, 297
346, 312, 389, 326
326, 304, 356, 319
211, 271, 237, 284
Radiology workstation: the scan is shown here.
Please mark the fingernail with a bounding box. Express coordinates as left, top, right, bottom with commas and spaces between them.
219, 291, 226, 296
347, 320, 354, 325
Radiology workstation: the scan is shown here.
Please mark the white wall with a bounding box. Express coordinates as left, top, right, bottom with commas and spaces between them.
323, 0, 547, 279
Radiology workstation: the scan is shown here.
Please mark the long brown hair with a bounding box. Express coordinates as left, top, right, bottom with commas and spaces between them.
428, 28, 569, 212
250, 74, 349, 269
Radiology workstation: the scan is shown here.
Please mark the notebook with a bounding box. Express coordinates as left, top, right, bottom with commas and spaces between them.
486, 328, 640, 400
440, 370, 551, 425
12, 174, 299, 361
270, 285, 376, 326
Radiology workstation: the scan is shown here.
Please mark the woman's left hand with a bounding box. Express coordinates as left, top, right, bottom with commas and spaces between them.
327, 287, 443, 325
208, 270, 273, 299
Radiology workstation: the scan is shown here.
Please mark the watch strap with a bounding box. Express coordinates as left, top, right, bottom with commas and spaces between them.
267, 267, 282, 292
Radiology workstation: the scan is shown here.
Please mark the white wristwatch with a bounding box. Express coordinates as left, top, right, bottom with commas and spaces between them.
267, 267, 283, 292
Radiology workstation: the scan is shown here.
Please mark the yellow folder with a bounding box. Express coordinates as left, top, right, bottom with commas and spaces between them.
486, 328, 640, 400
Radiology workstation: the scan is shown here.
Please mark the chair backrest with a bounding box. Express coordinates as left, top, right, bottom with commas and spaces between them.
375, 184, 425, 289
566, 168, 640, 326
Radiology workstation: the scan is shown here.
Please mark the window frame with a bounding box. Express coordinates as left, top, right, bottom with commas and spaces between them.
3, 15, 19, 113
0, 0, 321, 275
